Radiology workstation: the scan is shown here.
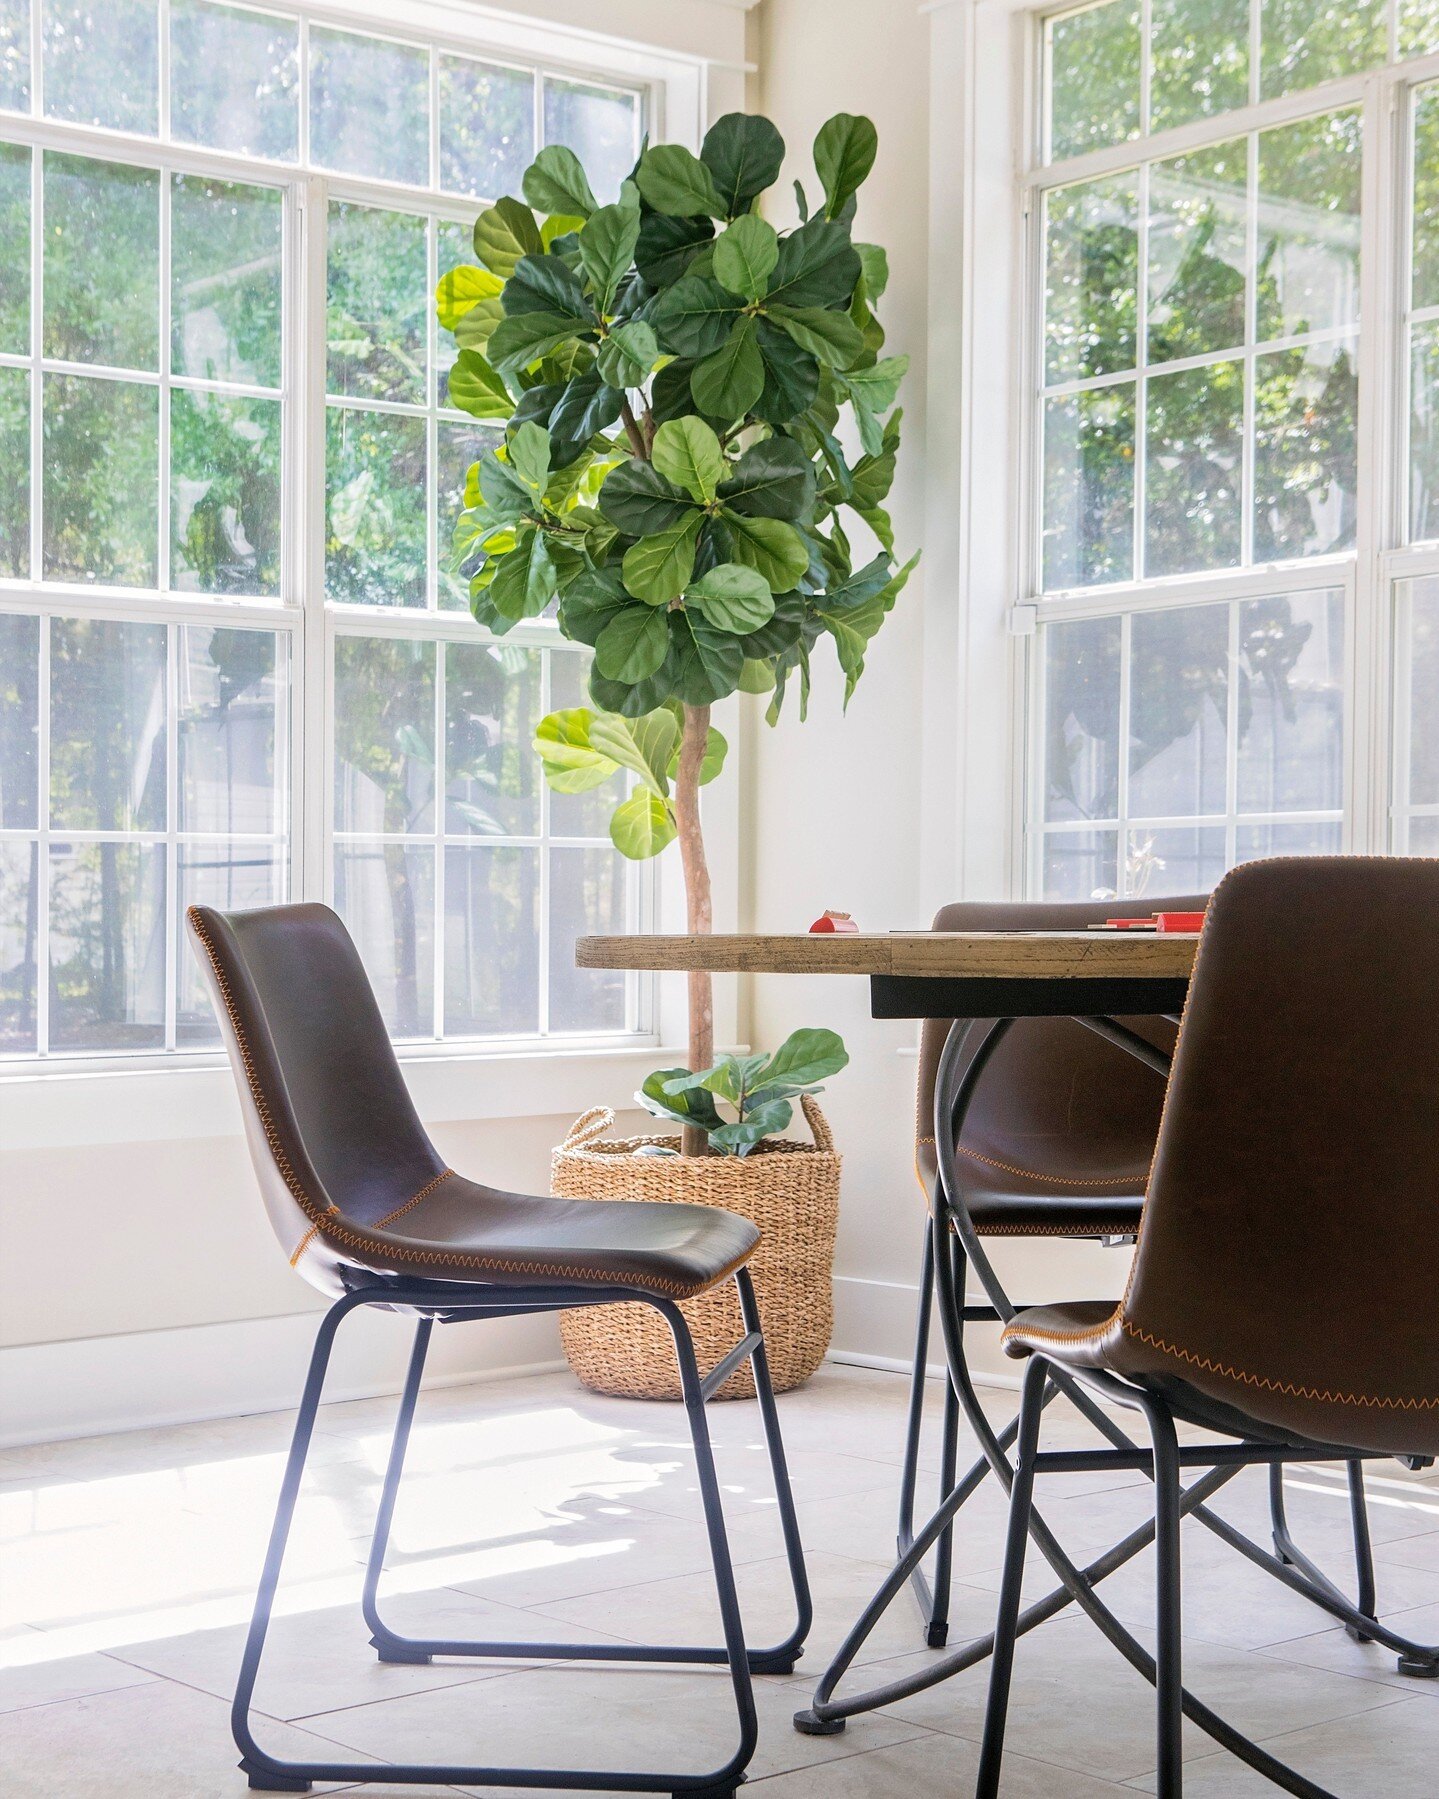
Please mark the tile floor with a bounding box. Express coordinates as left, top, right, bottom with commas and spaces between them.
2, 1362, 1437, 1796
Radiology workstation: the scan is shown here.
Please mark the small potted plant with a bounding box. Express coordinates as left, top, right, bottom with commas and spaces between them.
437, 108, 911, 1396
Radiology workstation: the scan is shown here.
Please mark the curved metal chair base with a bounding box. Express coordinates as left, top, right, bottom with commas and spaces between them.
235, 1269, 811, 1796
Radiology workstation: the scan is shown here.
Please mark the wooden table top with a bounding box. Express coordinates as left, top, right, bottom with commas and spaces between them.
575, 930, 1200, 981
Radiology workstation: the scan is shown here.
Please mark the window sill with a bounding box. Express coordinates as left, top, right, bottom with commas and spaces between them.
0, 1041, 675, 1153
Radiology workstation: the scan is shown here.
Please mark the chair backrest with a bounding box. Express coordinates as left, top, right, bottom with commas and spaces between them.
1116, 857, 1439, 1456
916, 894, 1210, 1193
187, 902, 446, 1294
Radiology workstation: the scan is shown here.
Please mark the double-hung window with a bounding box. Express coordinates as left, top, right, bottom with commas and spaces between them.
1026, 0, 1439, 896
0, 0, 674, 1063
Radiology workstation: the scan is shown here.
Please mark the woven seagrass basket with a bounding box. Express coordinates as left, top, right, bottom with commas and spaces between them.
551, 1095, 840, 1400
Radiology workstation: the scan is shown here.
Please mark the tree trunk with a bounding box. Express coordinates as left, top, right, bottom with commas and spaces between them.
673, 702, 714, 1157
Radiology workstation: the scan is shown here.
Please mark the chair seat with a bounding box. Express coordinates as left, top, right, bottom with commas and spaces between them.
919, 1149, 1144, 1238
307, 1170, 760, 1301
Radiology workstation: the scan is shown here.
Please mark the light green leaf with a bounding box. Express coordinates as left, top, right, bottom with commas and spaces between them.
534, 709, 620, 793
621, 514, 701, 604
590, 709, 680, 794
636, 143, 725, 218
579, 184, 641, 311
855, 241, 889, 301
738, 657, 776, 693
595, 605, 671, 683
843, 353, 909, 414
768, 303, 865, 369
611, 790, 677, 859
452, 292, 504, 349
814, 112, 878, 218
691, 316, 764, 420
596, 318, 659, 389
651, 417, 726, 504
687, 563, 775, 635
473, 196, 543, 279
754, 1026, 849, 1092
445, 349, 511, 419
720, 511, 810, 590
523, 145, 598, 220
541, 212, 586, 247
507, 422, 551, 496
713, 214, 779, 300
436, 264, 504, 331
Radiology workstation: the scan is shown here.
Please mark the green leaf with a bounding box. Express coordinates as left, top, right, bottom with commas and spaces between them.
637, 1068, 723, 1131
651, 417, 726, 504
754, 1026, 849, 1092
855, 241, 889, 301
738, 657, 777, 693
502, 252, 590, 321
700, 112, 786, 217
669, 609, 745, 704
476, 446, 532, 519
596, 318, 659, 389
663, 721, 729, 786
556, 566, 629, 646
765, 217, 862, 310
634, 212, 714, 285
713, 214, 779, 300
446, 349, 512, 419
740, 588, 805, 658
436, 264, 504, 331
710, 1097, 793, 1157
523, 144, 599, 220
452, 290, 505, 350
543, 369, 623, 466
720, 511, 810, 589
507, 422, 551, 497
692, 316, 764, 420
599, 459, 695, 536
534, 709, 621, 793
813, 113, 878, 219
687, 563, 775, 635
816, 550, 917, 702
754, 320, 821, 423
768, 303, 865, 369
589, 640, 683, 717
590, 709, 680, 794
579, 186, 641, 311
718, 437, 816, 519
649, 275, 744, 359
473, 197, 543, 278
842, 353, 909, 415
622, 513, 701, 604
488, 309, 588, 374
488, 527, 557, 620
541, 212, 587, 247
611, 789, 677, 859
636, 143, 724, 217
595, 604, 671, 683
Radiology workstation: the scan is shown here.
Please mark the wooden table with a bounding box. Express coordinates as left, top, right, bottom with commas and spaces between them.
576, 929, 1198, 1019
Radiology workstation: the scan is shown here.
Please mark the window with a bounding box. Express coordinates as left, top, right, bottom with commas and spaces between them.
1026, 0, 1439, 897
0, 1, 657, 1062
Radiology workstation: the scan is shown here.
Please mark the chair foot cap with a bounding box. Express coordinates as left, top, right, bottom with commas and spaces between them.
925, 1621, 950, 1648
1345, 1626, 1374, 1644
748, 1650, 801, 1675
369, 1636, 432, 1665
793, 1708, 846, 1736
1398, 1655, 1439, 1679
240, 1763, 311, 1792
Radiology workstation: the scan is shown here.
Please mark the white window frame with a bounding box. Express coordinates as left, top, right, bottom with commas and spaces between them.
920, 0, 1439, 910
0, 0, 741, 1124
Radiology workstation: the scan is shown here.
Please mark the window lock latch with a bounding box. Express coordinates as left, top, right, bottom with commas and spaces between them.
1007, 604, 1038, 638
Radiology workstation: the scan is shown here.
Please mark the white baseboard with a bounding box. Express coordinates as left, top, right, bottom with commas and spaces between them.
831, 1271, 1010, 1383
0, 1307, 566, 1448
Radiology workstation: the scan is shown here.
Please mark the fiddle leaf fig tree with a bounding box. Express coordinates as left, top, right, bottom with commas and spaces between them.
438, 112, 914, 1150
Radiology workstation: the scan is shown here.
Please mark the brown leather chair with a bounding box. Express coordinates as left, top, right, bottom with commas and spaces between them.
187, 901, 810, 1799
980, 857, 1439, 1797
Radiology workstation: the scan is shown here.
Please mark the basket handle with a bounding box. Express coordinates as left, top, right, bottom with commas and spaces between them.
800, 1093, 835, 1152
562, 1106, 615, 1148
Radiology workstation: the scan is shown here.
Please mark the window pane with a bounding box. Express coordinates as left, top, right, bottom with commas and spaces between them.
0, 142, 29, 354
334, 840, 434, 1038
325, 407, 426, 608
548, 846, 625, 1033
543, 78, 637, 206
1145, 359, 1242, 578
1405, 577, 1439, 808
0, 365, 29, 578
1044, 175, 1138, 384
1042, 384, 1135, 590
437, 419, 499, 610
1044, 614, 1121, 821
1401, 0, 1439, 58
0, 840, 37, 1053
1254, 336, 1357, 562
440, 55, 533, 201
1149, 0, 1247, 132
1414, 323, 1439, 543
1041, 828, 1118, 899
0, 0, 30, 112
1234, 819, 1341, 859
1256, 111, 1361, 346
171, 176, 281, 387
1128, 604, 1229, 818
444, 638, 539, 836
435, 218, 475, 408
1147, 141, 1247, 364
1236, 589, 1344, 813
44, 0, 157, 134
43, 374, 158, 586
48, 841, 165, 1050
0, 609, 38, 827
548, 650, 622, 836
177, 624, 282, 833
1125, 824, 1226, 897
170, 0, 299, 162
1414, 86, 1439, 313
175, 838, 279, 1044
44, 153, 159, 371
443, 844, 538, 1036
171, 391, 280, 595
310, 26, 429, 188
327, 202, 426, 406
333, 635, 435, 833
1046, 0, 1140, 163
49, 616, 166, 831
1260, 0, 1385, 100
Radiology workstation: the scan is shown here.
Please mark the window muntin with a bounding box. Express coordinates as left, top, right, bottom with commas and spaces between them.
0, 2, 657, 1063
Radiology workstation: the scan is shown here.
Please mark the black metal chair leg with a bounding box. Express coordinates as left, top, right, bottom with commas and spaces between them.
362, 1316, 432, 1664
895, 1221, 963, 1645
1141, 1393, 1185, 1798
